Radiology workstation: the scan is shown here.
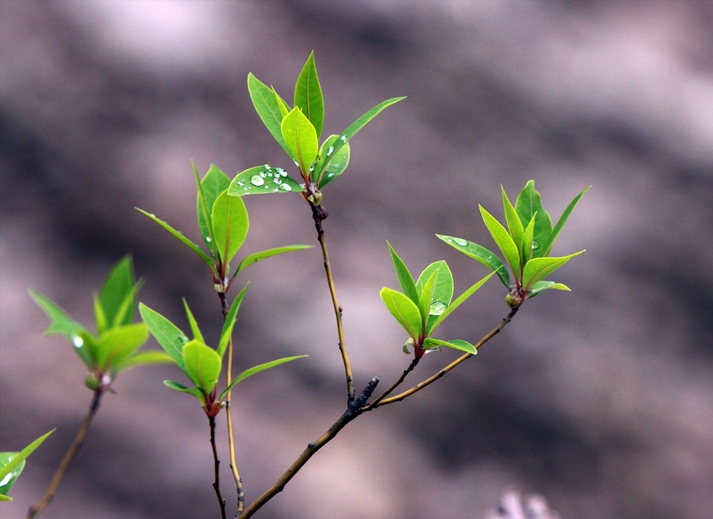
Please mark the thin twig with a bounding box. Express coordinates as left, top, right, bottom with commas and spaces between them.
311, 203, 355, 404
370, 306, 519, 408
362, 357, 420, 412
225, 335, 244, 516
27, 389, 104, 519
209, 415, 228, 519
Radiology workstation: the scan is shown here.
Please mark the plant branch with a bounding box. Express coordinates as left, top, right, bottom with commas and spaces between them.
26, 388, 104, 519
370, 306, 519, 408
224, 335, 244, 515
310, 202, 355, 404
209, 415, 228, 519
362, 357, 420, 412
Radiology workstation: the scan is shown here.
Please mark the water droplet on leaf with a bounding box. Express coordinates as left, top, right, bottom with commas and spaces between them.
72, 335, 84, 348
278, 184, 292, 192
452, 238, 468, 246
250, 175, 265, 186
429, 301, 447, 316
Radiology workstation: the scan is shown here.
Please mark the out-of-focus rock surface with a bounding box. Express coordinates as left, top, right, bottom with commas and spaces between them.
2, 1, 712, 518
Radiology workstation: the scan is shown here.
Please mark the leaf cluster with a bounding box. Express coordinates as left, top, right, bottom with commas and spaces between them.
227, 51, 405, 203
439, 181, 589, 306
138, 164, 310, 294
29, 257, 170, 390
0, 430, 54, 501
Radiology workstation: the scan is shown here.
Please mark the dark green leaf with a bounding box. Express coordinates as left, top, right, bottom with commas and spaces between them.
197, 164, 230, 254
183, 340, 221, 396
515, 181, 553, 257
281, 107, 319, 174
380, 287, 423, 340
235, 245, 312, 275
314, 134, 351, 188
228, 165, 302, 196
220, 355, 308, 400
422, 337, 477, 355
386, 242, 419, 304
247, 72, 291, 155
139, 303, 188, 373
211, 191, 249, 267
479, 205, 521, 279
539, 185, 591, 257
436, 234, 510, 287
294, 51, 324, 138
136, 208, 216, 276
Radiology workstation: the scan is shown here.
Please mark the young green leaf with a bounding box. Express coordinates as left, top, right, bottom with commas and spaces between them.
436, 234, 510, 287
429, 271, 495, 335
422, 337, 477, 355
521, 251, 585, 290
211, 190, 249, 267
29, 289, 94, 370
182, 340, 221, 397
479, 205, 521, 278
539, 185, 591, 257
281, 107, 319, 174
0, 429, 54, 500
515, 181, 553, 257
136, 208, 216, 275
386, 242, 419, 304
163, 380, 205, 401
416, 260, 454, 308
247, 72, 291, 155
417, 271, 438, 324
219, 355, 308, 400
380, 287, 423, 340
313, 134, 351, 188
216, 283, 249, 359
197, 164, 230, 253
99, 256, 136, 328
235, 244, 313, 275
501, 186, 525, 253
139, 303, 189, 373
526, 280, 571, 299
94, 324, 149, 373
182, 299, 204, 344
228, 165, 302, 196
113, 350, 171, 372
294, 51, 324, 138
521, 213, 537, 264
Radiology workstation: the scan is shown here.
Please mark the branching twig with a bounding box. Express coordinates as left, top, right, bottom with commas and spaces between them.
27, 388, 104, 519
224, 335, 244, 515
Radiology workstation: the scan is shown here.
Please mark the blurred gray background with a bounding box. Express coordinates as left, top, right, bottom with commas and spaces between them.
2, 1, 712, 518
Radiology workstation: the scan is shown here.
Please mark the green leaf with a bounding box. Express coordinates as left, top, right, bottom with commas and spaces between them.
313, 134, 351, 188
515, 181, 553, 258
479, 205, 521, 280
163, 380, 205, 402
99, 256, 137, 329
294, 51, 324, 138
0, 429, 54, 499
539, 185, 591, 257
182, 340, 221, 396
235, 245, 312, 275
380, 287, 423, 340
521, 214, 537, 265
182, 299, 204, 344
416, 261, 454, 335
501, 186, 525, 254
95, 323, 149, 373
273, 87, 290, 118
281, 107, 319, 174
219, 355, 308, 400
526, 280, 572, 299
417, 271, 438, 325
217, 283, 249, 359
386, 242, 419, 304
136, 208, 216, 276
197, 164, 230, 254
521, 251, 585, 290
422, 337, 477, 355
113, 350, 172, 372
139, 303, 188, 374
436, 234, 510, 287
247, 72, 291, 155
211, 190, 249, 267
228, 165, 303, 196
29, 289, 95, 370
429, 271, 495, 335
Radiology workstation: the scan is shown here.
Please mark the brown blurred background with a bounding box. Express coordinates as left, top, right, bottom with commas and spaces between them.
2, 1, 712, 518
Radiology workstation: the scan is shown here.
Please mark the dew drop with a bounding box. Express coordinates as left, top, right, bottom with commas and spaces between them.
326, 146, 334, 156
278, 183, 292, 192
237, 181, 245, 187
531, 240, 540, 250
340, 135, 347, 141
452, 238, 468, 247
429, 301, 447, 316
259, 171, 266, 178
205, 236, 212, 243
72, 335, 84, 348
250, 175, 265, 186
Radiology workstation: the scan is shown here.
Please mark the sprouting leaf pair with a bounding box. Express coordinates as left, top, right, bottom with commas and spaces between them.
380, 243, 494, 359
30, 257, 171, 390
138, 164, 310, 294
0, 430, 54, 501
139, 294, 305, 418
227, 51, 405, 205
439, 180, 590, 307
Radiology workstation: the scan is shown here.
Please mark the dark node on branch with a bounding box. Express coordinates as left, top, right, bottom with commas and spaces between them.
308, 442, 315, 449
348, 377, 380, 415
